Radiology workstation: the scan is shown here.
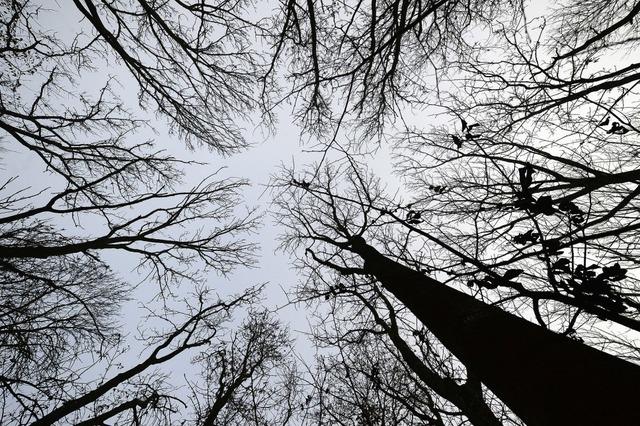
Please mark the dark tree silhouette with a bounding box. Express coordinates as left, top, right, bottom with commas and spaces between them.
5, 0, 640, 424
190, 310, 299, 426
14, 287, 297, 425
274, 158, 640, 425
0, 1, 297, 424
71, 0, 268, 153
291, 271, 514, 425
272, 1, 640, 424
388, 0, 640, 341
264, 0, 524, 138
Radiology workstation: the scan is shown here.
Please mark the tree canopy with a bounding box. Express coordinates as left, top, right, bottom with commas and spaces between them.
2, 0, 640, 424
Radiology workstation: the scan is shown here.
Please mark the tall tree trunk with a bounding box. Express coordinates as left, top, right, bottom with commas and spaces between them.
348, 236, 640, 426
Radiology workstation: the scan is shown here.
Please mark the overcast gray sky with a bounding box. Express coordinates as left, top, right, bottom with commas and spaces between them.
0, 2, 329, 397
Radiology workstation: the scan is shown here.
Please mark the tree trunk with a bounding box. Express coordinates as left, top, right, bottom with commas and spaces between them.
349, 236, 640, 426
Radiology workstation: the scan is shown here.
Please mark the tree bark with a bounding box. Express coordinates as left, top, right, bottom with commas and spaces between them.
348, 236, 640, 426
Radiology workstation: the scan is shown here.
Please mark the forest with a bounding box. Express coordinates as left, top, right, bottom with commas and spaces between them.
2, 0, 640, 424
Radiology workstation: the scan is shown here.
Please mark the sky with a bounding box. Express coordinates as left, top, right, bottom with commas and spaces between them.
1, 1, 326, 394
1, 0, 515, 384
14, 0, 633, 417
13, 0, 410, 333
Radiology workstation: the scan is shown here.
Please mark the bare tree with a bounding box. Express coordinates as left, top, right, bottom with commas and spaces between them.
302, 339, 454, 426
387, 0, 640, 341
292, 271, 514, 425
273, 158, 640, 425
0, 1, 289, 424
7, 286, 298, 425
190, 310, 299, 426
7, 0, 640, 424
71, 0, 269, 153
268, 0, 640, 423
264, 0, 524, 139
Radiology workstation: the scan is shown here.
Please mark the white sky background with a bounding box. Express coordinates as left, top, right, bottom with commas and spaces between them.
9, 0, 405, 343
1, 0, 541, 389
2, 0, 406, 394
12, 0, 638, 417
1, 1, 323, 395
